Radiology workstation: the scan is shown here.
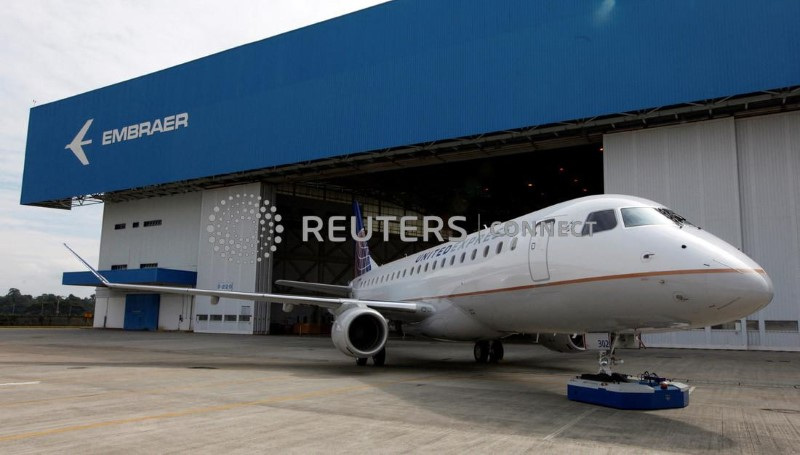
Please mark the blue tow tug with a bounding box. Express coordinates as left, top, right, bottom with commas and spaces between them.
568, 371, 690, 410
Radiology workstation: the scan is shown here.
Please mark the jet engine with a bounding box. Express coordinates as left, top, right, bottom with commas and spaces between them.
331, 307, 388, 358
538, 333, 585, 353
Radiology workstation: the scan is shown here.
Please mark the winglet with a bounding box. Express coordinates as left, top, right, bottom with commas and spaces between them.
63, 243, 110, 286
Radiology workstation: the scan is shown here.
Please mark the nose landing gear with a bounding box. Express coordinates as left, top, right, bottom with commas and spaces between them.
568, 332, 691, 410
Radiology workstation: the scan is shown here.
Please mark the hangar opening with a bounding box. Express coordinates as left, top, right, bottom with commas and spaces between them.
269, 141, 604, 334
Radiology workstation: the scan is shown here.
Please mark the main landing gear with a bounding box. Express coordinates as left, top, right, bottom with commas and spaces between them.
473, 340, 504, 363
356, 347, 386, 367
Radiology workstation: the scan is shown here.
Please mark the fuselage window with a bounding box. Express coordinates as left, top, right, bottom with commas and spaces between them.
417, 264, 422, 273
460, 252, 466, 263
582, 209, 618, 236
510, 237, 518, 250
403, 269, 407, 277
432, 261, 437, 270
483, 245, 490, 258
496, 242, 503, 254
471, 249, 477, 260
424, 263, 429, 272
409, 267, 414, 276
441, 258, 446, 268
450, 256, 455, 266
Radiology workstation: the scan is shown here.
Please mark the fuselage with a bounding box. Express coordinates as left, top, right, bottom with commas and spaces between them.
350, 195, 773, 341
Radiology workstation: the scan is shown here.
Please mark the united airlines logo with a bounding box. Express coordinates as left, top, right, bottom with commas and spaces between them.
205, 193, 283, 264
64, 112, 189, 165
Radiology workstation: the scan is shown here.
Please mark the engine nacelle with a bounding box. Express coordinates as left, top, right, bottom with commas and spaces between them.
538, 333, 586, 353
331, 307, 388, 358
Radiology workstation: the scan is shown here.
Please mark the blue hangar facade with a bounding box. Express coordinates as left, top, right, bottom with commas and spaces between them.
21, 0, 800, 348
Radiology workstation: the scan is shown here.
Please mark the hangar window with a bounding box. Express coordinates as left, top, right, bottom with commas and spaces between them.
496, 242, 503, 254
197, 314, 208, 321
140, 263, 158, 269
711, 321, 737, 330
210, 315, 223, 321
111, 264, 127, 270
132, 222, 140, 228
143, 219, 163, 227
582, 209, 617, 235
483, 245, 490, 258
240, 315, 251, 322
471, 249, 477, 261
114, 223, 126, 230
765, 320, 799, 332
224, 315, 237, 322
510, 237, 518, 251
460, 252, 466, 263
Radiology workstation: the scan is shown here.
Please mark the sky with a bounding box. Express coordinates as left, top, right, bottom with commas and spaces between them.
0, 0, 388, 298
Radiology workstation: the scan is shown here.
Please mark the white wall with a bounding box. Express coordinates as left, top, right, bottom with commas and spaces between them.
604, 113, 800, 350
193, 183, 267, 334
99, 192, 202, 270
94, 192, 202, 329
736, 111, 800, 349
158, 294, 194, 331
93, 288, 126, 329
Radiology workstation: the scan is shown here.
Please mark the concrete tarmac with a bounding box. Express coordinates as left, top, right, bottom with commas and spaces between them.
0, 328, 798, 454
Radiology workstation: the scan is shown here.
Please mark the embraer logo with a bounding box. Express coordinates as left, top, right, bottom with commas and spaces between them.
65, 119, 93, 166
64, 112, 189, 165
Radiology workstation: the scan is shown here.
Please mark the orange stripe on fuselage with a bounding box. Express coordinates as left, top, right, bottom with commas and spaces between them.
405, 268, 766, 302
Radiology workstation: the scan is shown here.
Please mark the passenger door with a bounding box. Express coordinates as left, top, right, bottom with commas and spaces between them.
529, 219, 554, 281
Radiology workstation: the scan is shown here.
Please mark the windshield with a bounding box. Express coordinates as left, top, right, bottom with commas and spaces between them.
621, 207, 692, 228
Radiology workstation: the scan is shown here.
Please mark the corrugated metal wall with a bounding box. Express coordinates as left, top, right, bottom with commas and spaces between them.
736, 112, 800, 349
604, 113, 800, 350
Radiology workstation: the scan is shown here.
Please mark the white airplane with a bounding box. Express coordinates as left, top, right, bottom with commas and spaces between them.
66, 194, 773, 372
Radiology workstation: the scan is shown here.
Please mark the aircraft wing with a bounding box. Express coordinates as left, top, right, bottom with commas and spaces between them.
274, 280, 351, 297
65, 244, 433, 321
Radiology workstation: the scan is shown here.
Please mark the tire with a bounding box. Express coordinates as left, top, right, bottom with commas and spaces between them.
356, 357, 368, 366
372, 348, 386, 367
489, 341, 504, 363
473, 341, 490, 363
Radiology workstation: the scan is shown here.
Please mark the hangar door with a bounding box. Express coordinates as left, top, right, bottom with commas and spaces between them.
124, 294, 160, 331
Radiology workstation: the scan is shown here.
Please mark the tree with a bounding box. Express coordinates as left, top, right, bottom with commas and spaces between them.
6, 288, 21, 314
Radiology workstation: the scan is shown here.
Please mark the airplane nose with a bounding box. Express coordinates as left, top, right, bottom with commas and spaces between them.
713, 263, 774, 318
749, 269, 774, 312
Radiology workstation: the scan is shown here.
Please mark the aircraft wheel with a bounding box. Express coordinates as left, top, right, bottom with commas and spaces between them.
356, 357, 368, 366
473, 340, 490, 363
489, 341, 504, 363
372, 348, 386, 367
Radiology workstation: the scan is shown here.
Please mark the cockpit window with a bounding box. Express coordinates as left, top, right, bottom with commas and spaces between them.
621, 207, 692, 228
581, 209, 617, 236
